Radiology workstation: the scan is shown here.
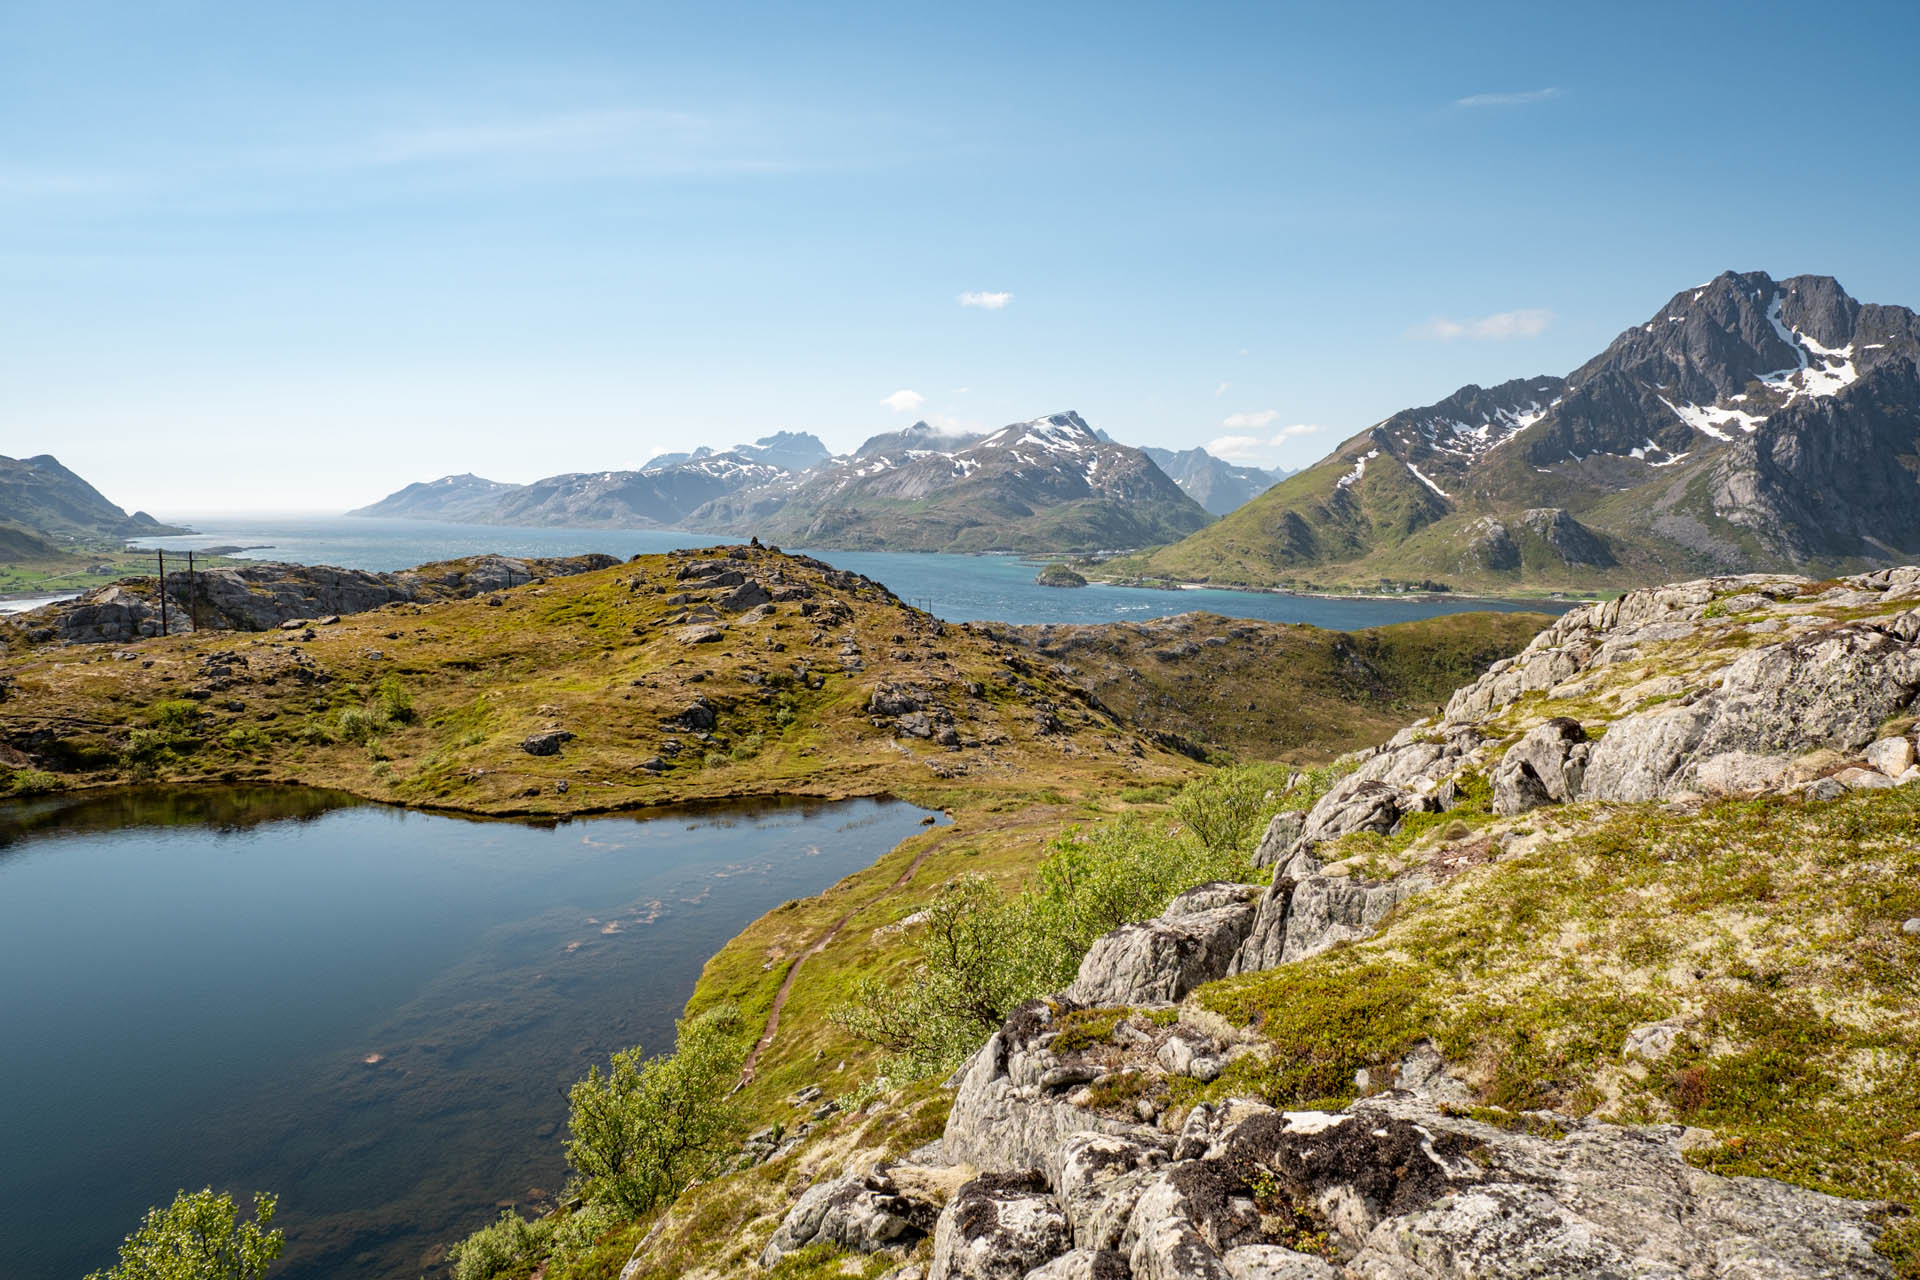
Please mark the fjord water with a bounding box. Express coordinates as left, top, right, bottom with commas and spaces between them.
132, 515, 1568, 627
0, 788, 940, 1280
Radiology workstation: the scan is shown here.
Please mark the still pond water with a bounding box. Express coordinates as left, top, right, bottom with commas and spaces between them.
130, 514, 1570, 629
0, 788, 941, 1280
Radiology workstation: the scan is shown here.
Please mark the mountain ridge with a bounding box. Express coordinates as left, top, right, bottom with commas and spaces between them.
1128, 269, 1920, 591
0, 453, 186, 545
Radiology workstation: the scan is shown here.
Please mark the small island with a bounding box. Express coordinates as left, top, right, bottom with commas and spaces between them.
1034, 562, 1088, 588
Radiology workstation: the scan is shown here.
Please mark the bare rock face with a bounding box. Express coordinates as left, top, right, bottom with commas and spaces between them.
1249, 812, 1305, 868
927, 1171, 1072, 1280
1230, 866, 1429, 976
759, 1162, 942, 1267
1492, 717, 1590, 815
944, 1002, 1167, 1175
1066, 885, 1259, 1007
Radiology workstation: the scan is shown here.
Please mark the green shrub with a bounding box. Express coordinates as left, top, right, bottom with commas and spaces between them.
86, 1188, 282, 1280
833, 796, 1266, 1081
374, 675, 416, 725
566, 1004, 746, 1217
334, 705, 383, 745
3, 767, 63, 795
449, 1209, 549, 1280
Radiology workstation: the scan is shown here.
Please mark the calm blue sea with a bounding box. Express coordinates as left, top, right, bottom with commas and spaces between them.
132, 515, 1571, 628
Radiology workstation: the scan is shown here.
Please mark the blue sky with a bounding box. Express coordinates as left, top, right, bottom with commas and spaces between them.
4, 0, 1919, 513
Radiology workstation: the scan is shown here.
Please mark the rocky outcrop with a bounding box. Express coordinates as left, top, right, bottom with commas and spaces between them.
762, 566, 1920, 1279
11, 553, 619, 645
929, 1172, 1072, 1280
1066, 884, 1258, 1007
863, 1011, 1897, 1279
1491, 716, 1588, 815
1230, 866, 1429, 975
760, 1162, 942, 1267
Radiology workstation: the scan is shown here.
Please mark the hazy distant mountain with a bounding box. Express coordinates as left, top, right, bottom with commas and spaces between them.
1141, 447, 1285, 515
0, 454, 185, 546
691, 411, 1213, 553
349, 473, 520, 523
1135, 270, 1920, 590
350, 433, 831, 529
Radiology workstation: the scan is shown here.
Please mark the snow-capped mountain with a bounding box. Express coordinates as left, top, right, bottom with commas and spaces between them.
1136, 270, 1920, 589
349, 433, 830, 529
689, 412, 1212, 553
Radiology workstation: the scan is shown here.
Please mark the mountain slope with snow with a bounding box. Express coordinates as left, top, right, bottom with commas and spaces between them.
693, 412, 1213, 552
348, 434, 831, 529
1132, 270, 1920, 591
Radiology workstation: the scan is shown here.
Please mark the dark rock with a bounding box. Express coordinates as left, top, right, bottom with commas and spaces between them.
521, 730, 575, 756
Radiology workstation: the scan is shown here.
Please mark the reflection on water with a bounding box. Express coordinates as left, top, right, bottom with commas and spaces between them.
0, 787, 941, 1280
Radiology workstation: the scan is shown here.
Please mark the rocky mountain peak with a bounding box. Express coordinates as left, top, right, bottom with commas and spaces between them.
974, 410, 1100, 455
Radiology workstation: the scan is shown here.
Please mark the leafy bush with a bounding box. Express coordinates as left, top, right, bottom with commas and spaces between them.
3, 767, 62, 795
833, 795, 1268, 1080
373, 675, 415, 725
566, 1003, 746, 1217
832, 875, 1029, 1071
334, 705, 384, 745
449, 1209, 548, 1280
86, 1187, 282, 1280
1171, 762, 1298, 856
124, 699, 207, 768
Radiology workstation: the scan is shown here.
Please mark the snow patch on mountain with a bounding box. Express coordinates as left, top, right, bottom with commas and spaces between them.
1406, 461, 1452, 499
1337, 450, 1379, 490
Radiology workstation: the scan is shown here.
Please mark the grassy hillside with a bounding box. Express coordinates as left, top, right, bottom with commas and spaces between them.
0, 546, 1196, 815
990, 609, 1552, 761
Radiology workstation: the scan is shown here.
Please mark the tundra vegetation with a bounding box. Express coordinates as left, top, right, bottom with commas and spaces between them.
0, 549, 1591, 1278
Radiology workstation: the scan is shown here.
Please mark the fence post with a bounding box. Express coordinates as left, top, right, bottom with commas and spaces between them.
157, 549, 168, 635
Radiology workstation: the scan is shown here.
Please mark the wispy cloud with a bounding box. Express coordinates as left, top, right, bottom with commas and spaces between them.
1454, 87, 1561, 108
1410, 308, 1553, 341
882, 389, 925, 412
1213, 381, 1230, 398
1206, 435, 1266, 462
1207, 417, 1322, 462
958, 290, 1012, 310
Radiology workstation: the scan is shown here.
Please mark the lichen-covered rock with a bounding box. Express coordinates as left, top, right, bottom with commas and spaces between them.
1023, 1248, 1130, 1279
1048, 1132, 1170, 1252
945, 1003, 1165, 1174
1249, 812, 1304, 868
1217, 1246, 1338, 1279
1230, 871, 1429, 974
1066, 888, 1258, 1007
759, 1162, 941, 1266
929, 1172, 1071, 1280
1492, 717, 1588, 815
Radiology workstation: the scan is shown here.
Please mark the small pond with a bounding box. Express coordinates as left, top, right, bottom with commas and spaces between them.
0, 787, 942, 1279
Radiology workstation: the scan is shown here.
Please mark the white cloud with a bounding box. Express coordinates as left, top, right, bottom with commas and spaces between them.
1213, 381, 1230, 398
958, 290, 1012, 310
1205, 435, 1266, 462
1222, 408, 1282, 430
1270, 423, 1322, 441
1410, 308, 1553, 341
1454, 87, 1561, 108
881, 389, 925, 412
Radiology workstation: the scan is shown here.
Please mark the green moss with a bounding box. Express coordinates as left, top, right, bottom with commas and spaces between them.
1187, 786, 1920, 1276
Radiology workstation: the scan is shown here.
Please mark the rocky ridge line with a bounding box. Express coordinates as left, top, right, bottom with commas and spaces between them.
747, 566, 1920, 1279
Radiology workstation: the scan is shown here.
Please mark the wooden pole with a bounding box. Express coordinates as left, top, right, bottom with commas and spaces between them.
157, 550, 168, 635
187, 551, 198, 631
